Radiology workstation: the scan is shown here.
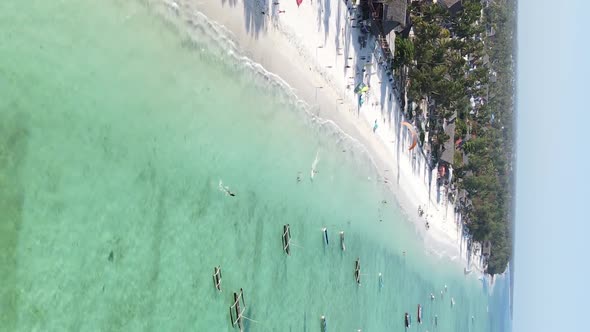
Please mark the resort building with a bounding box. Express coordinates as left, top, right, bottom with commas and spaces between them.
367, 0, 410, 36
438, 0, 463, 15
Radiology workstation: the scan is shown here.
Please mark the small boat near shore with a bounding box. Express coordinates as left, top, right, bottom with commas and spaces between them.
213, 266, 222, 291
322, 227, 329, 245
354, 258, 361, 285
229, 288, 246, 331
282, 224, 291, 255
417, 304, 422, 324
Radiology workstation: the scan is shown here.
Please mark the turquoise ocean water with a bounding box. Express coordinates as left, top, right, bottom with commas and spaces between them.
0, 1, 510, 331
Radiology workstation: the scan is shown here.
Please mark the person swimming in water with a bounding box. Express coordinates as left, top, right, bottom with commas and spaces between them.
219, 180, 236, 197
223, 187, 236, 196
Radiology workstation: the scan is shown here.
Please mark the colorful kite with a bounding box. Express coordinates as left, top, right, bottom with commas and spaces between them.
401, 121, 417, 151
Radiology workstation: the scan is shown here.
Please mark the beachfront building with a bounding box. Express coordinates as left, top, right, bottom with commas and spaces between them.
366, 0, 409, 36
437, 114, 456, 205
414, 0, 464, 15
364, 0, 410, 64
438, 0, 463, 15
439, 116, 456, 168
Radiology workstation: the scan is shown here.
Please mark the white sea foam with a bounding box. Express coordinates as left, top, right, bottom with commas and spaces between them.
151, 0, 380, 176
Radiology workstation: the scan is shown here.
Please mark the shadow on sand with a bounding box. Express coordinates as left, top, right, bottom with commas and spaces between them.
313, 0, 334, 42
221, 0, 270, 39
221, 0, 238, 7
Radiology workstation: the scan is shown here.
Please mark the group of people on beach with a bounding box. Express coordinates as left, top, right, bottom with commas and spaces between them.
418, 205, 430, 230
260, 1, 285, 15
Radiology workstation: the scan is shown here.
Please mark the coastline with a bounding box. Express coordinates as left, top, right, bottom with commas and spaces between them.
177, 0, 484, 275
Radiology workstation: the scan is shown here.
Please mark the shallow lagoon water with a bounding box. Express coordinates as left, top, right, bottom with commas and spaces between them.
0, 1, 509, 331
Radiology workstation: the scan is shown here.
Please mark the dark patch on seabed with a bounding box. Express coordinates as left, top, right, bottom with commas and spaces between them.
146, 185, 167, 329
0, 110, 30, 329
250, 200, 266, 280
190, 179, 212, 221
104, 162, 167, 331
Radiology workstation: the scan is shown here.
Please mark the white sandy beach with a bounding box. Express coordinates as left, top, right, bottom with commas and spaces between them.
169, 0, 483, 274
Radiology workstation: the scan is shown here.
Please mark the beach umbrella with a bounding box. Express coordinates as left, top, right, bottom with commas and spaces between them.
354, 83, 362, 94
296, 0, 303, 7
354, 82, 368, 95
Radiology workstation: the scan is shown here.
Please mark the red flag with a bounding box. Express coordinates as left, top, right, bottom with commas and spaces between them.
296, 0, 303, 6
